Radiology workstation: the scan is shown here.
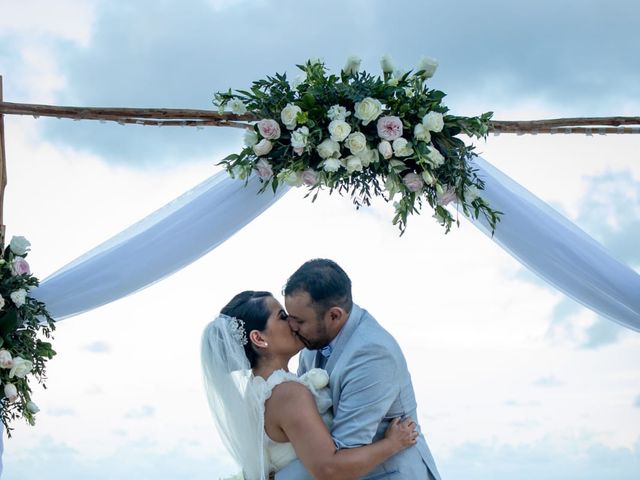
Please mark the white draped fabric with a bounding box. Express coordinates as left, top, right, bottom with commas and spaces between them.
31, 173, 289, 320
29, 157, 640, 330
467, 157, 640, 332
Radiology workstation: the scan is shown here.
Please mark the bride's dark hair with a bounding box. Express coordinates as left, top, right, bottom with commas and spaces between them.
221, 290, 272, 368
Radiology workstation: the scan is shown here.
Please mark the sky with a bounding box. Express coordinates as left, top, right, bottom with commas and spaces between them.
1, 1, 640, 479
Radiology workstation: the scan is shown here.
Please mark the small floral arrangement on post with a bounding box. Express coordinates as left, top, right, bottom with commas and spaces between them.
0, 236, 56, 436
214, 55, 501, 233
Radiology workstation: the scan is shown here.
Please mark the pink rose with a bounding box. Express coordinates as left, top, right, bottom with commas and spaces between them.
403, 172, 425, 192
0, 349, 13, 369
257, 119, 281, 140
293, 147, 304, 156
4, 383, 18, 403
301, 169, 319, 186
11, 257, 30, 276
377, 116, 403, 141
437, 187, 458, 206
255, 159, 273, 180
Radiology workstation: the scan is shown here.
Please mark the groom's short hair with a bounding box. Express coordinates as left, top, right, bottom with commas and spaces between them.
284, 258, 353, 316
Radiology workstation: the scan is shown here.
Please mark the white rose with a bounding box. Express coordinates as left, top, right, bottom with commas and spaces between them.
380, 54, 394, 74
345, 155, 364, 174
0, 349, 12, 368
243, 129, 259, 147
9, 356, 33, 378
291, 73, 306, 89
328, 120, 351, 142
343, 55, 361, 76
316, 139, 341, 159
422, 111, 444, 132
281, 103, 302, 130
344, 132, 367, 154
291, 126, 310, 149
322, 158, 343, 173
413, 123, 432, 142
10, 289, 27, 308
427, 147, 445, 167
327, 105, 351, 121
417, 56, 439, 79
378, 140, 393, 160
0, 296, 4, 311
253, 139, 273, 157
303, 368, 329, 390
392, 138, 414, 157
465, 185, 480, 202
354, 97, 383, 126
356, 148, 379, 167
9, 236, 31, 256
26, 401, 40, 414
228, 98, 247, 115
3, 383, 17, 402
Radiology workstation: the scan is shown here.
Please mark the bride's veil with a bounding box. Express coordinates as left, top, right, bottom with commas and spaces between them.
201, 314, 269, 480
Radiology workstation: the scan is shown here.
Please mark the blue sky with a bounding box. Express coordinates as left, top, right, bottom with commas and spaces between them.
1, 1, 639, 479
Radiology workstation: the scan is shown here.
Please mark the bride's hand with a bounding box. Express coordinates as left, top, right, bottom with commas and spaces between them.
384, 417, 418, 450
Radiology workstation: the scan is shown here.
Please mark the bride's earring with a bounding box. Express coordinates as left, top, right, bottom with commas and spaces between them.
263, 342, 269, 348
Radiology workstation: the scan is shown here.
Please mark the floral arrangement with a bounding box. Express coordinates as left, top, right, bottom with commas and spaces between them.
214, 55, 501, 233
0, 236, 56, 436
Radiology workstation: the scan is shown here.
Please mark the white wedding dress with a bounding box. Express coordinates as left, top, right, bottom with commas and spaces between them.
252, 368, 333, 473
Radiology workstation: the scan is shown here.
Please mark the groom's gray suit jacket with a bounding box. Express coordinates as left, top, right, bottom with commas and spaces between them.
275, 304, 441, 480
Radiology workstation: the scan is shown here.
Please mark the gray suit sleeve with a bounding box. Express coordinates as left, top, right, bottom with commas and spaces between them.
331, 343, 399, 448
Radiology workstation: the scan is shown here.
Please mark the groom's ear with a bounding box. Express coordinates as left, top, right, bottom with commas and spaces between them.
327, 306, 347, 324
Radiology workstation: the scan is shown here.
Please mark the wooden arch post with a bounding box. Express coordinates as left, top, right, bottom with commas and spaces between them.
0, 75, 6, 248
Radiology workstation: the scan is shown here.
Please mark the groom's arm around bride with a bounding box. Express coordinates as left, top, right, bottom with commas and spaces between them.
277, 259, 441, 480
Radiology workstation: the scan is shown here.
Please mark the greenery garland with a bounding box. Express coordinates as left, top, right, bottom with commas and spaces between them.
0, 236, 56, 436
215, 56, 501, 233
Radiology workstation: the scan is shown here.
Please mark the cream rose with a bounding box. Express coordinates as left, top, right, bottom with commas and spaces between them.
257, 119, 281, 140
345, 155, 364, 174
4, 383, 17, 402
327, 105, 350, 121
10, 289, 27, 308
422, 111, 444, 132
328, 120, 351, 142
228, 98, 247, 115
322, 158, 343, 173
354, 97, 382, 126
380, 54, 394, 74
0, 349, 12, 368
9, 236, 30, 256
0, 296, 4, 311
345, 132, 367, 154
422, 170, 436, 186
243, 129, 259, 147
357, 148, 379, 167
291, 126, 310, 149
26, 401, 40, 414
417, 56, 439, 79
316, 139, 341, 159
343, 55, 361, 76
378, 140, 393, 160
413, 123, 432, 142
253, 139, 273, 157
427, 147, 445, 167
281, 103, 302, 130
9, 356, 33, 378
392, 138, 414, 157
255, 159, 273, 180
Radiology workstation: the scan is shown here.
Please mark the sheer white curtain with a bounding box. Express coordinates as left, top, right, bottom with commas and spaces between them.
465, 156, 640, 332
31, 172, 289, 320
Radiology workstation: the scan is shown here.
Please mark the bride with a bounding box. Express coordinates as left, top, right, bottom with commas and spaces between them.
201, 290, 418, 480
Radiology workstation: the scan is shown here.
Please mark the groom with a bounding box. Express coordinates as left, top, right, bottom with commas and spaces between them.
276, 258, 441, 480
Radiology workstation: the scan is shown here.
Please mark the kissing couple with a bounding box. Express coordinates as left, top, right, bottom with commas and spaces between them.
201, 259, 441, 480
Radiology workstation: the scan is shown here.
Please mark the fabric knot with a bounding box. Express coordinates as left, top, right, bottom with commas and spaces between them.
319, 345, 333, 358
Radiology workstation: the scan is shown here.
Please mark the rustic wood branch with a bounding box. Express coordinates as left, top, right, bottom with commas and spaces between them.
0, 101, 638, 134
0, 79, 7, 247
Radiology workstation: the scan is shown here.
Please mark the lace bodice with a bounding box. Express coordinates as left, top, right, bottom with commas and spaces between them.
251, 369, 333, 473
